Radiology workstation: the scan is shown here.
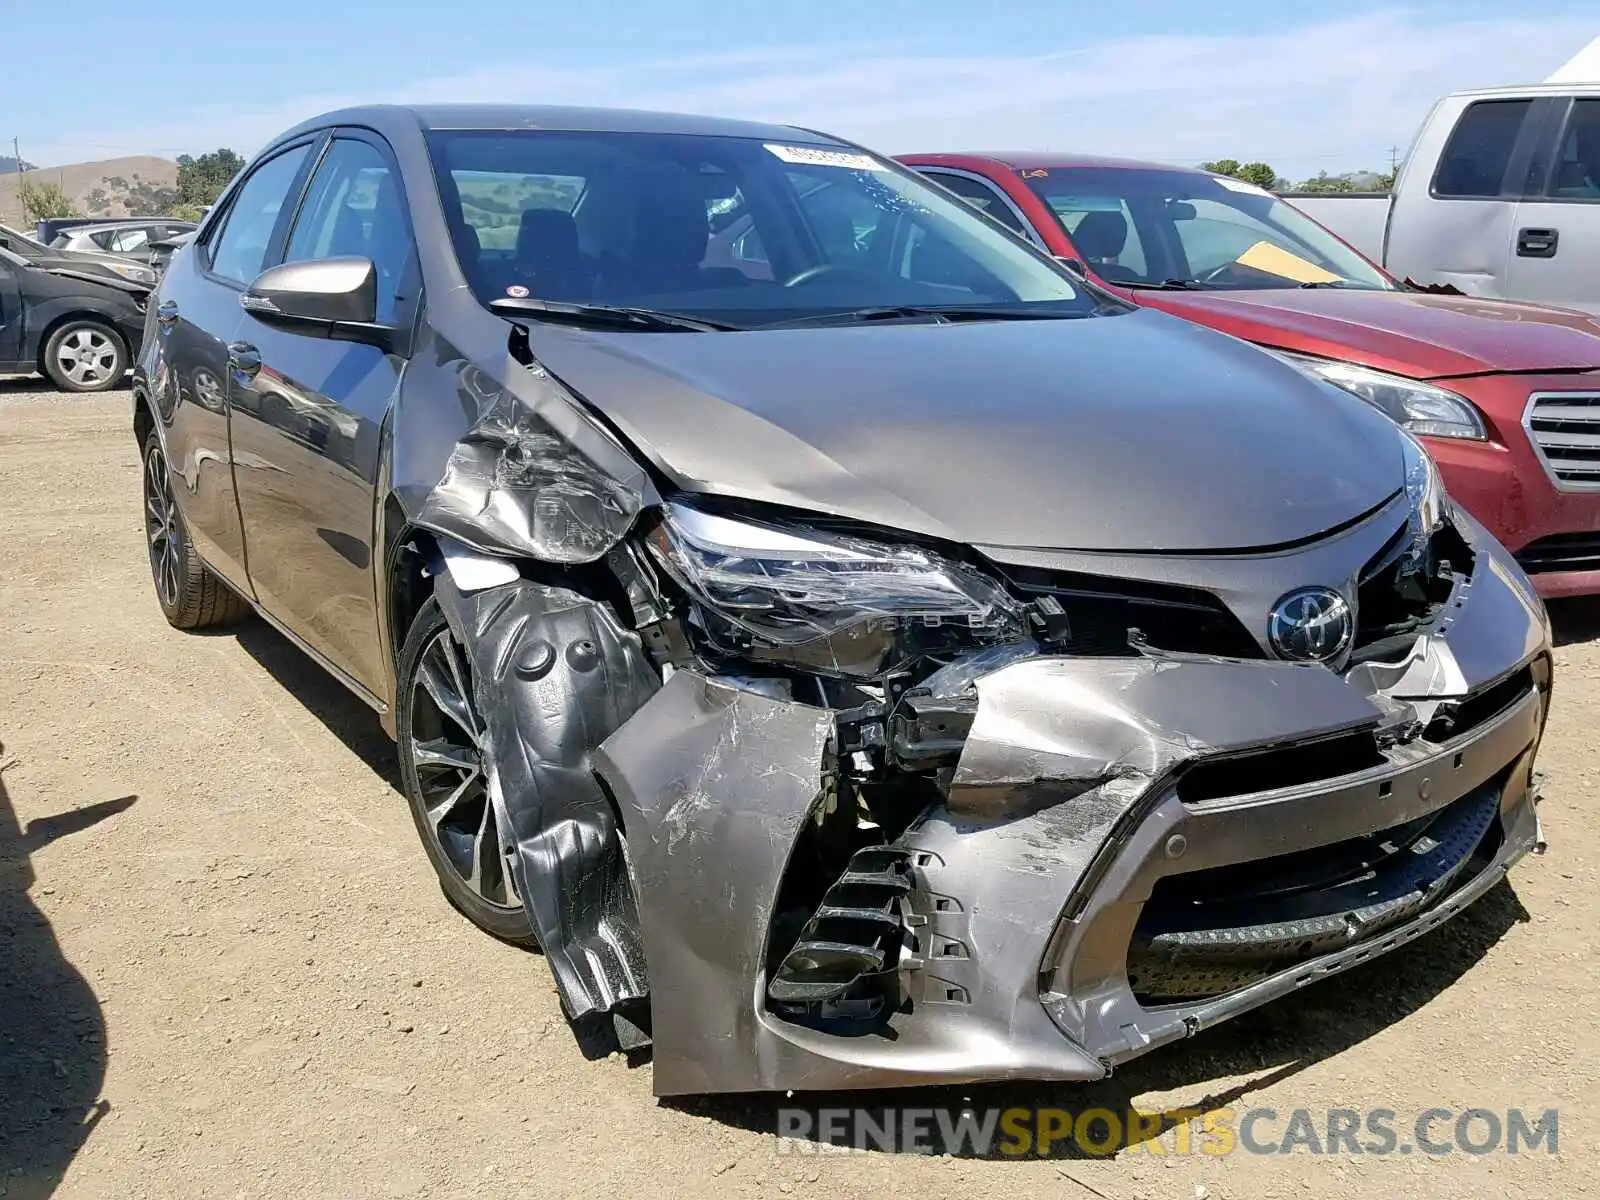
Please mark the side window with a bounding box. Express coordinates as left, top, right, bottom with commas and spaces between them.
706, 191, 772, 281
791, 174, 882, 262
925, 172, 1028, 235
1432, 100, 1534, 198
1548, 100, 1600, 199
110, 227, 150, 253
284, 138, 413, 323
208, 143, 314, 285
1049, 197, 1148, 279
1170, 198, 1288, 275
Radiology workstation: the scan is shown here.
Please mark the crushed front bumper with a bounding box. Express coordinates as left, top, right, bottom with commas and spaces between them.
593, 535, 1551, 1096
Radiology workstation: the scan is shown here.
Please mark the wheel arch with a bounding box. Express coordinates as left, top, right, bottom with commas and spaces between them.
132, 383, 156, 450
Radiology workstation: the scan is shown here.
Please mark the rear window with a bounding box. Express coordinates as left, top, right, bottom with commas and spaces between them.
1548, 99, 1600, 199
1432, 99, 1534, 198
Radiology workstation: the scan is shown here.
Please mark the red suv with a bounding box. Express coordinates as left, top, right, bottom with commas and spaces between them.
900, 152, 1600, 598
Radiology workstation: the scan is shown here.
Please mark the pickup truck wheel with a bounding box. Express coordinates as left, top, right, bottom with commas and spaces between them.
43, 320, 127, 393
396, 599, 537, 946
142, 432, 251, 629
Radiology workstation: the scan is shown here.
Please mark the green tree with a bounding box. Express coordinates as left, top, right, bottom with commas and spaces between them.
17, 177, 77, 221
1200, 159, 1280, 190
1296, 171, 1355, 193
1236, 162, 1279, 190
176, 149, 246, 209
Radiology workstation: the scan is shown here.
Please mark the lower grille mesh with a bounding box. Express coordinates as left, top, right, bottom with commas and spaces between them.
1127, 778, 1503, 1003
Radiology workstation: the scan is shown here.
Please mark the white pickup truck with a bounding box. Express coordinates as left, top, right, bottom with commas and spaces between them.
1293, 68, 1600, 313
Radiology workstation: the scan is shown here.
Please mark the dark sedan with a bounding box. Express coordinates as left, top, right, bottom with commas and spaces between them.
0, 243, 147, 390
132, 104, 1550, 1096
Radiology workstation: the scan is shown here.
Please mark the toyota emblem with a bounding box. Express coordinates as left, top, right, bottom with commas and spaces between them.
1268, 587, 1354, 663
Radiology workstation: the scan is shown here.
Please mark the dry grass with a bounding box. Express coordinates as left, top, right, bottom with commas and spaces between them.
0, 156, 179, 225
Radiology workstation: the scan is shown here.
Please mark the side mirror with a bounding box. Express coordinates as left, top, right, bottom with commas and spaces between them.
1056, 255, 1086, 277
240, 256, 391, 347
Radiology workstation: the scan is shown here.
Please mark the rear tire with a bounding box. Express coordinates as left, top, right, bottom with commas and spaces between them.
141, 431, 250, 629
396, 598, 538, 946
43, 319, 128, 393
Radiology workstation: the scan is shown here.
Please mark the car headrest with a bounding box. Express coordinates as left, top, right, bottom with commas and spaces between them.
1072, 210, 1128, 260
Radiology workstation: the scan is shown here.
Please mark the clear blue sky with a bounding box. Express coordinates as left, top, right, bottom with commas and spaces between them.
3, 1, 1595, 180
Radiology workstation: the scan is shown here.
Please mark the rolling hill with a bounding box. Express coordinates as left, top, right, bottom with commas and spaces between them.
0, 156, 180, 227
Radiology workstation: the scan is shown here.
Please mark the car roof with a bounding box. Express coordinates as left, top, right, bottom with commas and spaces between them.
1444, 82, 1600, 101
277, 103, 839, 146
67, 219, 191, 233
900, 151, 1211, 174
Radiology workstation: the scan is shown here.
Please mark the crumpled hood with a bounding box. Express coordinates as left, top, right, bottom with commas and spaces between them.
522, 307, 1406, 553
1142, 288, 1600, 379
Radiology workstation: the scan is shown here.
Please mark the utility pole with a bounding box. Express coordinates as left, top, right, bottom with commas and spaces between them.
1388, 145, 1401, 174
10, 136, 20, 170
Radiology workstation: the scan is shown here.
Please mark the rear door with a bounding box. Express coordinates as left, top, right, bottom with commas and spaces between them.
227, 131, 416, 697
156, 138, 319, 593
1505, 95, 1600, 312
1385, 96, 1549, 298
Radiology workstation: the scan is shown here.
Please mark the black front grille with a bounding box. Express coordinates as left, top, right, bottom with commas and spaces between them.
1516, 531, 1600, 574
1000, 566, 1262, 658
1177, 729, 1386, 805
1352, 518, 1472, 655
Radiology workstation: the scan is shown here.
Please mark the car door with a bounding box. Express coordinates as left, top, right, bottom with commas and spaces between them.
0, 249, 23, 368
155, 139, 319, 593
1505, 96, 1600, 313
227, 131, 416, 698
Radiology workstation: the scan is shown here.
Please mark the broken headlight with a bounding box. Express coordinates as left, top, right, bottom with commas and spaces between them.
1274, 351, 1487, 441
1402, 431, 1449, 536
646, 502, 1024, 677
1399, 431, 1453, 573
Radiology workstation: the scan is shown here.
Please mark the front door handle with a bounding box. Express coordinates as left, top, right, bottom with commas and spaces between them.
156, 300, 179, 327
1516, 227, 1559, 258
227, 341, 261, 381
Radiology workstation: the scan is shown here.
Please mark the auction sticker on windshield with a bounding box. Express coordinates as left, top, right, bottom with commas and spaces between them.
1212, 175, 1273, 196
764, 144, 887, 170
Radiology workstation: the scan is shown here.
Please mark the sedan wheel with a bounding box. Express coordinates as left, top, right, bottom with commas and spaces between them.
138, 431, 251, 629
43, 320, 127, 393
144, 441, 181, 609
398, 600, 535, 942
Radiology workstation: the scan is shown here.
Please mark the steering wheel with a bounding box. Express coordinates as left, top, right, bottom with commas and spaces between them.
782, 263, 858, 288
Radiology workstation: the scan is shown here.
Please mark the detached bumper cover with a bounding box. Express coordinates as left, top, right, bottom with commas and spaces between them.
593, 536, 1550, 1095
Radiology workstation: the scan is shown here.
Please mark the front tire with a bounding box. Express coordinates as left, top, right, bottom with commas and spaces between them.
396, 598, 537, 946
141, 432, 250, 629
43, 320, 127, 393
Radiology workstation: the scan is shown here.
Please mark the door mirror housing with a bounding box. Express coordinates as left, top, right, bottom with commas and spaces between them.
241, 257, 393, 348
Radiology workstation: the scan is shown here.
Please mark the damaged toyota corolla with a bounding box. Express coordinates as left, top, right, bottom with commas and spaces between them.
133, 105, 1552, 1096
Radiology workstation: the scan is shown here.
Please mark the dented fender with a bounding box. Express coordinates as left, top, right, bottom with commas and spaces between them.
432, 573, 659, 1022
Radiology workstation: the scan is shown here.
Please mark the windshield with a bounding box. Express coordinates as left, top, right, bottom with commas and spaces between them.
426, 130, 1097, 328
1022, 167, 1393, 292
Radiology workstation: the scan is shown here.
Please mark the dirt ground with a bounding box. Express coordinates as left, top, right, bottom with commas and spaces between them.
1, 381, 1596, 1199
